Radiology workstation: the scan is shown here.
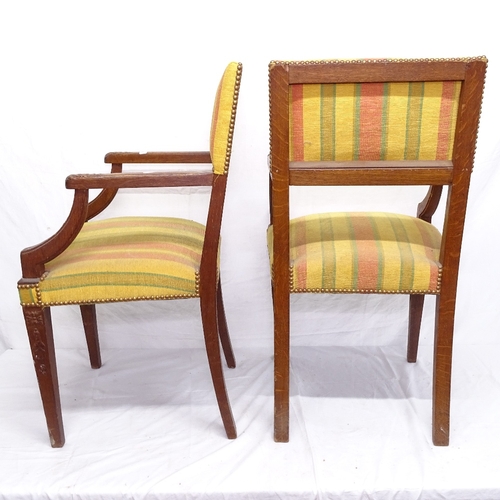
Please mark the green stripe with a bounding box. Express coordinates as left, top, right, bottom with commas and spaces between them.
346, 214, 359, 288
332, 84, 337, 160
353, 84, 362, 160
319, 215, 335, 288
380, 83, 389, 160
369, 215, 385, 289
42, 271, 195, 293
388, 216, 415, 290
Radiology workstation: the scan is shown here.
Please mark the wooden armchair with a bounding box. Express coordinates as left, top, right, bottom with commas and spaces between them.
268, 57, 486, 445
18, 62, 243, 447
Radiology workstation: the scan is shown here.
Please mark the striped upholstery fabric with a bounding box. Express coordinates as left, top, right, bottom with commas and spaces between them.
268, 212, 442, 294
19, 217, 206, 306
289, 82, 461, 162
210, 62, 242, 175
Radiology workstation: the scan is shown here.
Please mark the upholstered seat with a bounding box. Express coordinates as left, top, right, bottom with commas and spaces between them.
19, 217, 207, 306
268, 212, 441, 294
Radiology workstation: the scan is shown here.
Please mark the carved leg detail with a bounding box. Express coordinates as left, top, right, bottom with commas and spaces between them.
200, 291, 237, 439
407, 294, 425, 363
80, 304, 102, 369
216, 278, 236, 369
23, 306, 65, 448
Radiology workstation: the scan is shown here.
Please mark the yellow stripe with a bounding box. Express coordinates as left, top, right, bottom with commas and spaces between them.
419, 82, 442, 160
320, 84, 335, 160
302, 84, 322, 161
385, 83, 409, 161
334, 84, 356, 160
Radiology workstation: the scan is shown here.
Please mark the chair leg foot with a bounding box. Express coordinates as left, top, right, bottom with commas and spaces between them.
274, 396, 290, 443
432, 295, 453, 446
200, 293, 237, 439
216, 278, 236, 369
407, 294, 425, 363
23, 306, 65, 448
273, 285, 290, 442
80, 304, 102, 369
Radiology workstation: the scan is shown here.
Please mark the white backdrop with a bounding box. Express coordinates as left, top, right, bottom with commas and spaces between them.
1, 1, 500, 498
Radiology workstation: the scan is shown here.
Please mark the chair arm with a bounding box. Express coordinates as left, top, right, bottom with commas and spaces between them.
104, 151, 212, 164
20, 189, 89, 278
66, 171, 213, 189
417, 186, 443, 223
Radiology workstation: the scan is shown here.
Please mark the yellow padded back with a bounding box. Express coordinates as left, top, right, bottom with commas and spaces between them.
290, 81, 461, 162
210, 62, 242, 175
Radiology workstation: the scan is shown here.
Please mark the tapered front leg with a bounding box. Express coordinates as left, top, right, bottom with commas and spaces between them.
80, 304, 102, 369
432, 294, 455, 446
23, 306, 65, 447
407, 294, 425, 363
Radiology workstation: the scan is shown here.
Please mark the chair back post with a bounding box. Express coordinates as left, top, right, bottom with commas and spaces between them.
439, 59, 487, 277
199, 173, 226, 289
269, 62, 292, 441
432, 58, 487, 444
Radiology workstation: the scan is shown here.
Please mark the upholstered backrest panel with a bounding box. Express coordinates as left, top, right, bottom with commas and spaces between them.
289, 81, 461, 162
210, 62, 242, 175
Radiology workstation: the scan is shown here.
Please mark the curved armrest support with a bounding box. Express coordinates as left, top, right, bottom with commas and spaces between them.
66, 171, 213, 189
104, 151, 212, 164
417, 186, 443, 223
86, 162, 123, 221
20, 189, 90, 278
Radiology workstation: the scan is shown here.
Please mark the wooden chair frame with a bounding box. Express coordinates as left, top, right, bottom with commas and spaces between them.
269, 58, 487, 445
18, 59, 242, 447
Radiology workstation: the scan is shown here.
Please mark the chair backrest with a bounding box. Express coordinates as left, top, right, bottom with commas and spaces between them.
210, 62, 243, 175
289, 80, 461, 162
199, 62, 242, 282
269, 57, 487, 297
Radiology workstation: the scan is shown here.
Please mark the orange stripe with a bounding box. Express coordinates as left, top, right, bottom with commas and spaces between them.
49, 244, 200, 268
350, 216, 379, 289
85, 218, 204, 233
436, 81, 455, 160
358, 83, 384, 160
290, 85, 304, 161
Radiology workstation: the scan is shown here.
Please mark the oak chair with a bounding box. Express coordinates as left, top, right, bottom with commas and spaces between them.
18, 62, 243, 447
268, 57, 486, 445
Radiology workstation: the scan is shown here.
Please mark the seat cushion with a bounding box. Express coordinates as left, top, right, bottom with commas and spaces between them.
268, 212, 442, 294
19, 216, 205, 306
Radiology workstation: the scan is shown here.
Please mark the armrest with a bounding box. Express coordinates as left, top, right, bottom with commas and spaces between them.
66, 171, 213, 189
104, 151, 212, 164
20, 189, 89, 277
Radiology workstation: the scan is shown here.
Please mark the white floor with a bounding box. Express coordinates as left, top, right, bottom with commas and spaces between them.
1, 343, 500, 499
